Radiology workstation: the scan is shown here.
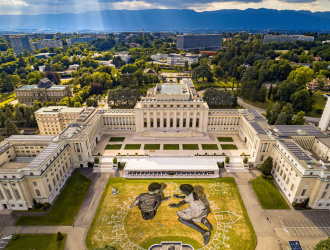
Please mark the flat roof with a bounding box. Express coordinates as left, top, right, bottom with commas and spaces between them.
161, 84, 183, 95
317, 137, 330, 148
125, 157, 219, 171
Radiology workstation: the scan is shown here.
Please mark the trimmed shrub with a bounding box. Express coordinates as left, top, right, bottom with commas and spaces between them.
113, 157, 118, 164
225, 156, 230, 164
266, 175, 273, 179
57, 232, 64, 241
243, 157, 248, 164
11, 234, 19, 241
43, 202, 50, 210
94, 157, 100, 164
87, 162, 94, 168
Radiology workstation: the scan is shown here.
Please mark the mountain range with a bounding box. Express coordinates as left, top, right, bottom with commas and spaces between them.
0, 8, 330, 32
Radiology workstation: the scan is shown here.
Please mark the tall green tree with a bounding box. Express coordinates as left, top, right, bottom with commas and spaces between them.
292, 111, 306, 125
5, 118, 19, 136
261, 157, 273, 176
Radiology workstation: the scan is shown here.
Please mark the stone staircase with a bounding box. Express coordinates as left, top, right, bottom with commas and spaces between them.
225, 157, 249, 173
93, 157, 116, 173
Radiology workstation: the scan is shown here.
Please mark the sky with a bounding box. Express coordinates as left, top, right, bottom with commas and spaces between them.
0, 0, 329, 15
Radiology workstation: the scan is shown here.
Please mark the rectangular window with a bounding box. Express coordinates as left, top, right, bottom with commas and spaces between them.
6, 190, 13, 200
157, 118, 160, 127
326, 184, 329, 190
35, 189, 41, 197
14, 190, 21, 200
0, 190, 4, 200
78, 155, 82, 161
301, 189, 307, 196
321, 192, 326, 199
48, 184, 52, 192
196, 118, 199, 128
52, 178, 56, 186
33, 182, 37, 186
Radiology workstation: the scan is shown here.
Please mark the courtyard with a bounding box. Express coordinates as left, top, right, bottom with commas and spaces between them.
93, 133, 249, 157
86, 178, 256, 250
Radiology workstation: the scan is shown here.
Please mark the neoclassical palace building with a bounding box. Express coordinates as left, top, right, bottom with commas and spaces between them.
1, 79, 329, 210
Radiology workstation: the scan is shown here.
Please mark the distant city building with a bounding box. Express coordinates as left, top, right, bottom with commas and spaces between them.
114, 53, 131, 64
9, 35, 32, 55
319, 95, 330, 131
33, 53, 56, 59
167, 53, 198, 66
322, 40, 330, 44
15, 78, 72, 105
151, 53, 168, 61
68, 64, 80, 71
176, 34, 223, 51
263, 35, 314, 44
35, 106, 85, 135
66, 37, 97, 46
152, 32, 172, 40
98, 61, 115, 67
34, 39, 63, 50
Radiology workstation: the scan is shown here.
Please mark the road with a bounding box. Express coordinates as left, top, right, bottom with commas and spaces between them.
237, 97, 321, 124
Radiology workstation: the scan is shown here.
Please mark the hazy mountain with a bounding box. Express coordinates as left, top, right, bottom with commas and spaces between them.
0, 8, 329, 31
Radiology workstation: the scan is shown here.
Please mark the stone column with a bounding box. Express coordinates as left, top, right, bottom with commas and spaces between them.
180, 110, 184, 128
193, 110, 197, 129
147, 110, 151, 128
160, 110, 164, 128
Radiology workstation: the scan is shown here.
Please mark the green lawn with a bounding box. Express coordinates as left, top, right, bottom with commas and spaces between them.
6, 234, 66, 250
182, 144, 199, 150
163, 144, 180, 150
144, 144, 160, 150
16, 171, 92, 225
244, 98, 274, 110
221, 144, 238, 150
86, 178, 256, 250
306, 93, 327, 118
109, 137, 125, 142
124, 144, 141, 150
250, 176, 290, 209
105, 144, 122, 150
218, 137, 234, 142
201, 144, 219, 150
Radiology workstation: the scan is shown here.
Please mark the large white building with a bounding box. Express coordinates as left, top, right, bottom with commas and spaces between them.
319, 95, 330, 131
1, 80, 329, 210
167, 53, 198, 66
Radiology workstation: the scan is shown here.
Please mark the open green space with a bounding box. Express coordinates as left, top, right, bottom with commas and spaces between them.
163, 144, 180, 150
182, 144, 199, 150
138, 83, 157, 94
144, 144, 161, 150
5, 234, 66, 250
124, 144, 141, 150
244, 98, 274, 110
193, 80, 233, 91
221, 144, 238, 150
250, 176, 290, 209
306, 93, 327, 118
217, 137, 234, 142
16, 171, 92, 225
86, 178, 256, 250
109, 137, 125, 142
105, 144, 122, 150
201, 144, 219, 150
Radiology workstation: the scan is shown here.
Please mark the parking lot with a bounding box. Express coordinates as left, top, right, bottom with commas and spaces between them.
281, 219, 330, 237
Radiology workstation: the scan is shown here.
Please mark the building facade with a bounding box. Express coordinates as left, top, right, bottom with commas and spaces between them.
263, 35, 315, 44
35, 106, 85, 135
15, 79, 72, 105
319, 95, 330, 131
66, 37, 97, 46
176, 34, 223, 50
9, 36, 32, 55
167, 53, 198, 66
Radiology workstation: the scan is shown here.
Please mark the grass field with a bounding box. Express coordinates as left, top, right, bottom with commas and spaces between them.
105, 144, 122, 150
306, 93, 327, 118
182, 144, 199, 150
221, 144, 238, 150
244, 98, 274, 110
201, 144, 219, 150
163, 144, 180, 150
16, 171, 92, 225
144, 144, 161, 150
109, 137, 125, 142
250, 176, 290, 209
217, 137, 234, 142
6, 234, 66, 250
124, 144, 141, 150
86, 178, 256, 250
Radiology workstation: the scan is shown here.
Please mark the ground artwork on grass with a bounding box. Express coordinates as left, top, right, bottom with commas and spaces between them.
93, 181, 241, 250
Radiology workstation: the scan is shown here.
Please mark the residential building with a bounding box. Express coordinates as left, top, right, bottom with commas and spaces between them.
113, 53, 131, 64
167, 53, 198, 66
263, 35, 314, 44
306, 78, 330, 91
34, 39, 63, 50
35, 106, 85, 135
176, 34, 223, 50
151, 53, 168, 61
9, 35, 32, 55
15, 78, 72, 105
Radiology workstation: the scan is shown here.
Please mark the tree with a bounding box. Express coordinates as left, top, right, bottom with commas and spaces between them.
274, 112, 287, 125
74, 102, 82, 107
290, 89, 314, 112
5, 107, 13, 120
292, 111, 306, 125
14, 106, 24, 125
46, 71, 61, 85
113, 56, 125, 68
5, 118, 19, 136
86, 99, 98, 107
57, 232, 64, 241
258, 85, 267, 102
121, 64, 138, 74
90, 82, 104, 95
213, 65, 224, 83
203, 88, 233, 108
315, 237, 330, 250
261, 157, 273, 176
288, 67, 314, 86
